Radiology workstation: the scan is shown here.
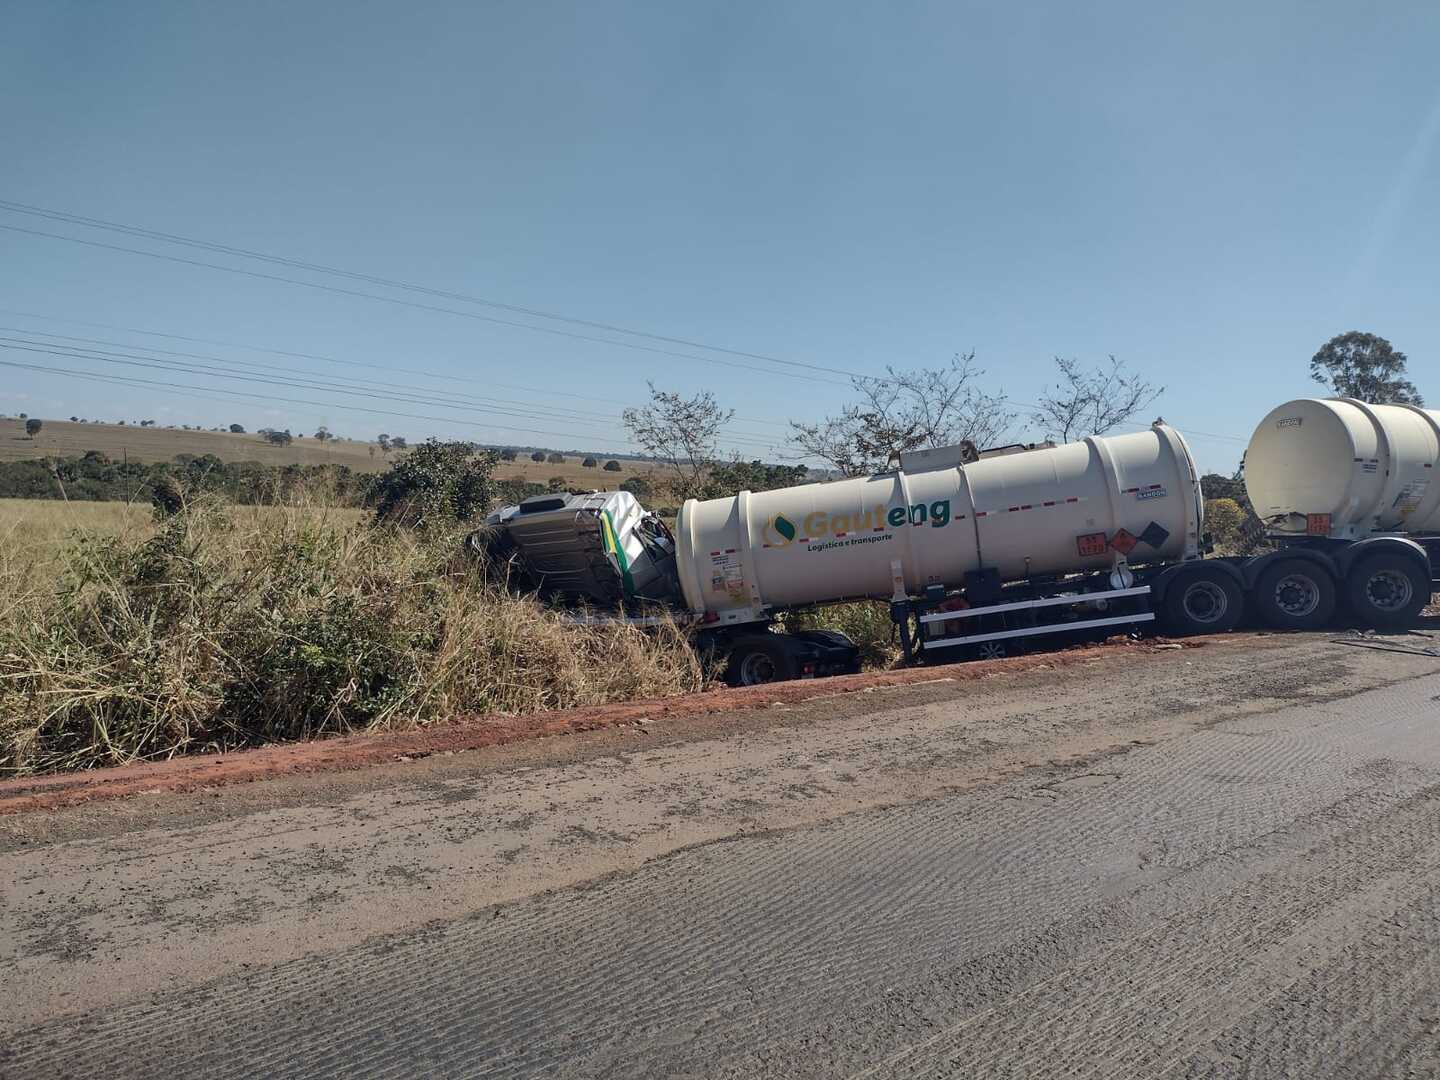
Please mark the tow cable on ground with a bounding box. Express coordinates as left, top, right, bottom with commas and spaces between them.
1330, 629, 1440, 659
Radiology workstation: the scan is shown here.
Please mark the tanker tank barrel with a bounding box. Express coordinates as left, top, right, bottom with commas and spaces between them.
674, 424, 1205, 621
1244, 398, 1440, 540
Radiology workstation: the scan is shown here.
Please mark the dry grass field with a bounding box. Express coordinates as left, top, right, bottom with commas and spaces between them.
0, 498, 368, 573
0, 495, 701, 775
0, 417, 654, 487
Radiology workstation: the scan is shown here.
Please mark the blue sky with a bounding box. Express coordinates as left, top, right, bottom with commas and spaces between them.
2, 1, 1437, 471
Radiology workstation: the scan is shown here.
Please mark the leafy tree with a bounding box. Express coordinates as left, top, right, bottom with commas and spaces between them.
701, 459, 809, 499
1200, 472, 1246, 504
546, 477, 571, 494
229, 423, 246, 434
314, 426, 332, 442
1202, 469, 1267, 555
1310, 331, 1423, 405
370, 439, 498, 526
603, 459, 622, 472
790, 354, 1013, 477
69, 416, 78, 422
17, 412, 27, 419
530, 451, 546, 462
264, 429, 294, 446
499, 448, 518, 461
546, 452, 566, 464
623, 384, 734, 499
377, 433, 392, 454
495, 478, 547, 505
582, 457, 598, 468
1032, 356, 1162, 443
25, 418, 42, 439
619, 476, 653, 500
390, 436, 407, 450
1204, 498, 1246, 553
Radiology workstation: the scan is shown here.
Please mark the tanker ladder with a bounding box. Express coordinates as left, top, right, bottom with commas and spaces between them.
892, 580, 1155, 664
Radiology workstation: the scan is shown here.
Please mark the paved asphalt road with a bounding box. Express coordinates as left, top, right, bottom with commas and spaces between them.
5, 648, 1440, 1077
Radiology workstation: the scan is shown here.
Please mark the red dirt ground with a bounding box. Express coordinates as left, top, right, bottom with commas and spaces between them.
0, 636, 1204, 815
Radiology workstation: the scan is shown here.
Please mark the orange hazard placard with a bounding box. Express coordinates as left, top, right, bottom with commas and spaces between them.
1306, 514, 1331, 536
1076, 531, 1108, 557
1109, 528, 1138, 555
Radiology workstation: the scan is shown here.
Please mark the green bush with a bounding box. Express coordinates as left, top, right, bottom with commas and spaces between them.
369, 439, 498, 526
619, 476, 653, 500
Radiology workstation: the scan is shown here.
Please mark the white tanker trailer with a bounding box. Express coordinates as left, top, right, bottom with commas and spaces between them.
476, 409, 1433, 686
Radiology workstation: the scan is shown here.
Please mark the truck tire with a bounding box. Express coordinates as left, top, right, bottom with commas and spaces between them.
1160, 565, 1244, 635
725, 635, 800, 687
1252, 558, 1336, 631
1343, 552, 1430, 630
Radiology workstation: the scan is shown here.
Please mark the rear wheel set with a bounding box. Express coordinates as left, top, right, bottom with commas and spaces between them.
1160, 566, 1245, 635
1242, 553, 1427, 633
1253, 559, 1336, 631
1343, 553, 1430, 630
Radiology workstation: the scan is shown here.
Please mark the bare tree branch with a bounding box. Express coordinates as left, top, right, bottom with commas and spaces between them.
788, 353, 1014, 477
1032, 356, 1163, 443
622, 383, 734, 501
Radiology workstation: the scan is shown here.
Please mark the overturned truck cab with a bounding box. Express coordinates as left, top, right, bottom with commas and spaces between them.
468, 490, 862, 686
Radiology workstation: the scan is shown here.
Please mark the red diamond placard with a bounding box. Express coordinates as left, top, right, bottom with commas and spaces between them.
1109, 528, 1138, 555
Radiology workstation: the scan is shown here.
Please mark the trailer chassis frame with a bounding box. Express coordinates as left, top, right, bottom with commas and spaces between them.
891, 578, 1155, 664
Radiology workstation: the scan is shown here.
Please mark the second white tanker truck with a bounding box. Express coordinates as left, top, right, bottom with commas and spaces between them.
475, 401, 1435, 685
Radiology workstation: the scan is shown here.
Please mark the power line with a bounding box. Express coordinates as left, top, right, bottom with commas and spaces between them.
0, 341, 782, 453
0, 306, 634, 404
0, 354, 651, 450
0, 308, 800, 433
0, 335, 783, 449
0, 337, 626, 433
0, 204, 1251, 443
0, 198, 879, 382
0, 326, 657, 428
0, 222, 857, 389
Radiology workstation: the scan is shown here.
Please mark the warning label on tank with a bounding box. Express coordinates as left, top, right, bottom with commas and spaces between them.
1276, 417, 1303, 429
1394, 479, 1429, 515
709, 551, 742, 595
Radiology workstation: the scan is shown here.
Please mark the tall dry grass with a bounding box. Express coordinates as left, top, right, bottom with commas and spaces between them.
0, 495, 702, 776
779, 601, 900, 670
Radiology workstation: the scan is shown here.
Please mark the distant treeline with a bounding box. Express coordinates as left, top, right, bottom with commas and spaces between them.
0, 450, 570, 507
0, 452, 380, 505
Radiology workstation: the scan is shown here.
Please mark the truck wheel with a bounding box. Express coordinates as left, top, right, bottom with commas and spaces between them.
1160, 566, 1244, 635
973, 640, 1009, 661
725, 635, 799, 687
1344, 553, 1430, 630
1253, 559, 1336, 631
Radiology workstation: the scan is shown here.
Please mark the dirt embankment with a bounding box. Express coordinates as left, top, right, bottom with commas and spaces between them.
0, 635, 1192, 814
